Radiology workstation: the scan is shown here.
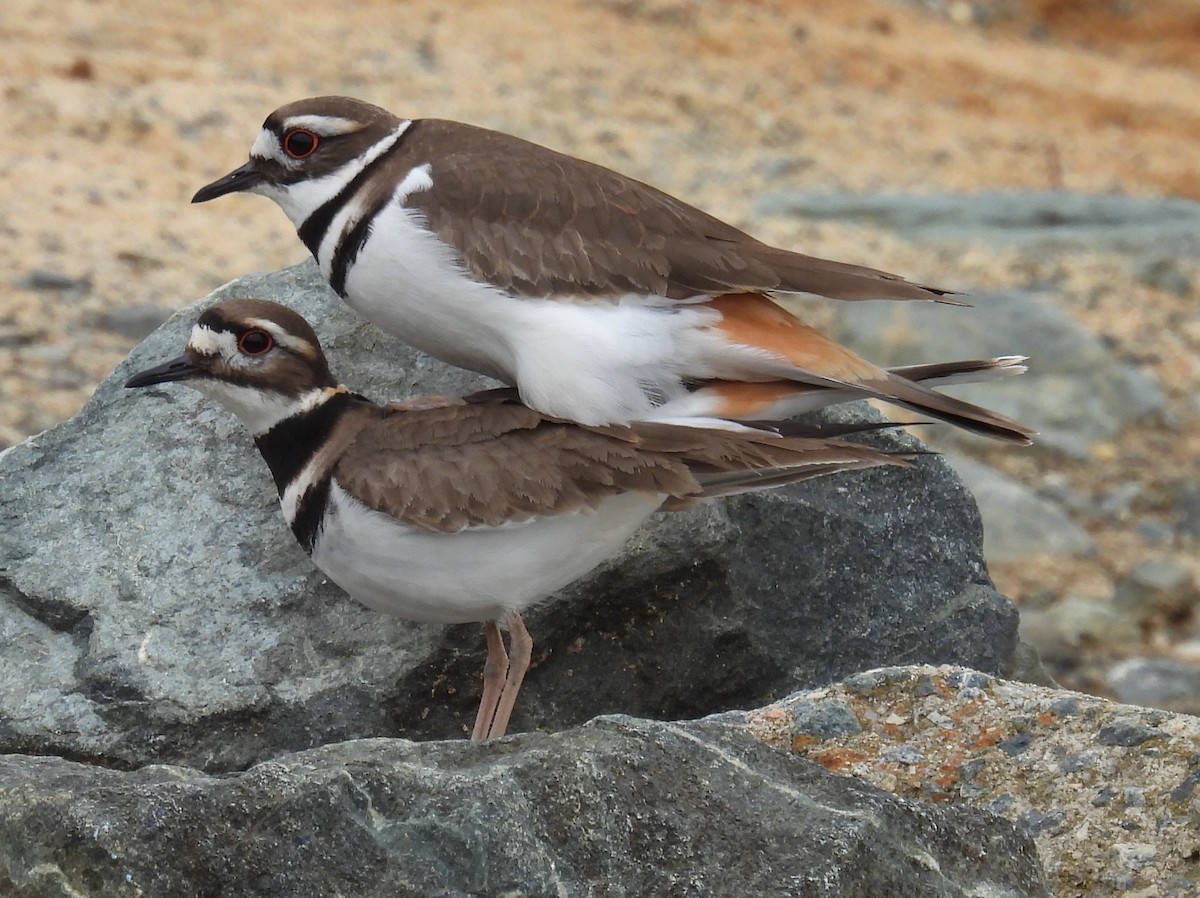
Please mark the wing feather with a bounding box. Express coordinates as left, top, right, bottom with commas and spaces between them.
402, 120, 954, 302
334, 396, 909, 534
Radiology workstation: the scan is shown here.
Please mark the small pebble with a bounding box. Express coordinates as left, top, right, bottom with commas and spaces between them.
946, 670, 992, 691
1060, 753, 1093, 774
1133, 254, 1193, 297
1097, 720, 1164, 747
789, 700, 862, 741
880, 745, 923, 765
957, 759, 986, 782
1093, 787, 1117, 807
986, 792, 1015, 815
1123, 787, 1146, 808
1048, 697, 1080, 717
998, 733, 1033, 756
1169, 766, 1200, 802
1019, 808, 1066, 837
1115, 556, 1197, 614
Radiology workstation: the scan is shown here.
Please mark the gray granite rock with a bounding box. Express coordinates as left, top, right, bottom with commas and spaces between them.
831, 290, 1164, 458
1018, 596, 1139, 671
0, 261, 1021, 772
1133, 253, 1194, 298
946, 455, 1093, 563
1114, 556, 1198, 616
0, 716, 1047, 897
756, 190, 1200, 253
1107, 657, 1200, 714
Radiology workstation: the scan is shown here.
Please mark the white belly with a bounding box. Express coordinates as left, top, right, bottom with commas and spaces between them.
310, 484, 662, 624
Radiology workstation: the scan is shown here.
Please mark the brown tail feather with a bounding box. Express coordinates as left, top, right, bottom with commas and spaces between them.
686, 356, 1031, 440
859, 373, 1034, 445
888, 356, 1028, 386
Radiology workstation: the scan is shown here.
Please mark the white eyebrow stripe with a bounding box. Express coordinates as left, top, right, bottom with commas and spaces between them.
281, 114, 364, 136
243, 317, 317, 355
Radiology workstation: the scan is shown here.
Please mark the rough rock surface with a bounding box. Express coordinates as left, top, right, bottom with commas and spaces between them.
739, 664, 1200, 898
0, 715, 1048, 897
0, 262, 1022, 772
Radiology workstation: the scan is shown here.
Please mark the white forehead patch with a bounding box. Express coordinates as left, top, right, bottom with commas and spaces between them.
250, 128, 284, 162
188, 323, 238, 358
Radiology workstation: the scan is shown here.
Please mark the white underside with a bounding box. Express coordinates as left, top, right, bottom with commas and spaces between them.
331, 201, 791, 424
310, 484, 661, 623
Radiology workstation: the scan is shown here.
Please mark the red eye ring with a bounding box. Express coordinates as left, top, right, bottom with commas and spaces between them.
282, 128, 319, 159
238, 328, 273, 355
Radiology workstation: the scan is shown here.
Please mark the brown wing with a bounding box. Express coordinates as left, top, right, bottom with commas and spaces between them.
334, 397, 909, 533
333, 401, 701, 533
402, 120, 955, 302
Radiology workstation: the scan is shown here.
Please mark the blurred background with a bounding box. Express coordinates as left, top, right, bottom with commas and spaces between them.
3, 0, 1198, 709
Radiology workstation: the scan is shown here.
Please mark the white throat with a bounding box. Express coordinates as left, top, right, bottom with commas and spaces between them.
189, 382, 329, 436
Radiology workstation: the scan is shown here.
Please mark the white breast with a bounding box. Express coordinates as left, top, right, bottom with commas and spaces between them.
309, 483, 662, 624
340, 204, 519, 381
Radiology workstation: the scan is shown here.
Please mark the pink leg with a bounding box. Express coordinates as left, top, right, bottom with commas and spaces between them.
471, 620, 509, 741
486, 613, 533, 740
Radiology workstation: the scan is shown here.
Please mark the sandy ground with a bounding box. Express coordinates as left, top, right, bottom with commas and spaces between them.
3, 0, 1199, 698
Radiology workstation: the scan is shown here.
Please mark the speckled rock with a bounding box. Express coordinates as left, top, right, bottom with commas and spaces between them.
0, 716, 1049, 897
736, 664, 1200, 898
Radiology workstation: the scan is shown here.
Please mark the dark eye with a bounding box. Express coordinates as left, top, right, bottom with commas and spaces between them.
238, 328, 273, 355
282, 129, 318, 159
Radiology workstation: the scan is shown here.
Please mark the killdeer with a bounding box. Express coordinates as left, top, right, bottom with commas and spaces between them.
126, 299, 913, 740
192, 96, 1033, 442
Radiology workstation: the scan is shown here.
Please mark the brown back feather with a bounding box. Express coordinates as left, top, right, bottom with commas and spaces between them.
401, 120, 954, 303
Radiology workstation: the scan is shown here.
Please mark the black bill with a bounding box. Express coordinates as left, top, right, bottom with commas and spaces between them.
192, 161, 263, 203
125, 355, 202, 389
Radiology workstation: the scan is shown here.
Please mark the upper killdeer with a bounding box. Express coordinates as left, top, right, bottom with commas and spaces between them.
192, 96, 1033, 442
126, 298, 913, 740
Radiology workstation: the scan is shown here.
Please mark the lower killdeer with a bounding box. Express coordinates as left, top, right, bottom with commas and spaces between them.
126, 299, 914, 740
192, 96, 1033, 442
